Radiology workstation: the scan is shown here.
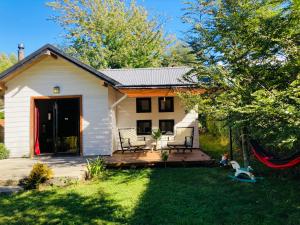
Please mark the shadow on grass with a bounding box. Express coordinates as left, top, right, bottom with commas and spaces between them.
1, 168, 299, 225
128, 167, 300, 225
0, 187, 127, 225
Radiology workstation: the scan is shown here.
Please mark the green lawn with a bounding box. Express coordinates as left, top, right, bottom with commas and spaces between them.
1, 168, 300, 225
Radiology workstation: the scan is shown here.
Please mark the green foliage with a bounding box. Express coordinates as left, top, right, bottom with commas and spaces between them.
162, 41, 196, 67
160, 150, 169, 162
0, 143, 9, 160
0, 112, 4, 119
182, 0, 300, 151
199, 133, 230, 159
86, 157, 106, 180
22, 163, 53, 189
152, 129, 162, 150
0, 53, 17, 72
205, 118, 229, 137
48, 0, 170, 69
151, 129, 162, 141
160, 150, 169, 168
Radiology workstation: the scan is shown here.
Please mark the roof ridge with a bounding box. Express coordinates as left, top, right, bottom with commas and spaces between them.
99, 66, 191, 71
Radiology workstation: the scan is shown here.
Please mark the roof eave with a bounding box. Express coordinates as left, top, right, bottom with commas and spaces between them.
116, 84, 198, 89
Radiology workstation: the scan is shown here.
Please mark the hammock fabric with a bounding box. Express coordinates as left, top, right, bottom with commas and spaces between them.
250, 140, 300, 169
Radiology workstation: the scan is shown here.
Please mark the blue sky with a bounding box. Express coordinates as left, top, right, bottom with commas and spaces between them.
0, 0, 188, 56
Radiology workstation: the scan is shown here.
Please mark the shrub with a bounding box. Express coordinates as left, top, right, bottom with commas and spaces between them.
0, 111, 4, 119
161, 150, 169, 168
86, 157, 106, 180
0, 143, 9, 160
21, 163, 53, 189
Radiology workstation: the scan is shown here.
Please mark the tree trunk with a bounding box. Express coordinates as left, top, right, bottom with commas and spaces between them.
229, 126, 233, 160
241, 128, 249, 168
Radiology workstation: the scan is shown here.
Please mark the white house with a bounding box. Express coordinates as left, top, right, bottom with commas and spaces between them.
0, 44, 204, 157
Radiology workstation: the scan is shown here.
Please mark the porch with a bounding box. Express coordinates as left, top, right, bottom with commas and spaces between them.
111, 87, 203, 151
104, 149, 213, 168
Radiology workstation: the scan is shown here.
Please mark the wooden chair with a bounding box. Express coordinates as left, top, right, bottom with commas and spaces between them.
118, 128, 146, 153
167, 127, 194, 153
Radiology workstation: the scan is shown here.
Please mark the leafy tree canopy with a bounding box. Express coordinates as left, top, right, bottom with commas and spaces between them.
48, 0, 171, 69
181, 0, 300, 151
0, 53, 17, 73
162, 41, 196, 67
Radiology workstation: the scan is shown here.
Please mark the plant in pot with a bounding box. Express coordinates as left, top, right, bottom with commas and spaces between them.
151, 129, 162, 151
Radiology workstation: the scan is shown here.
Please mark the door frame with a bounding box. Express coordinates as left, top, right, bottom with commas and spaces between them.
30, 95, 83, 157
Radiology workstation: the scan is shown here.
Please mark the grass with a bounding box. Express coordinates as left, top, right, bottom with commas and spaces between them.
1, 168, 300, 225
200, 133, 230, 159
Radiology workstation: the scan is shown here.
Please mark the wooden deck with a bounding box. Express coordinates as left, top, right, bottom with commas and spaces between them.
104, 149, 214, 168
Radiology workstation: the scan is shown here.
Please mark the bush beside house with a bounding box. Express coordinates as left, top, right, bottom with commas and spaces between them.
20, 163, 53, 189
0, 143, 9, 159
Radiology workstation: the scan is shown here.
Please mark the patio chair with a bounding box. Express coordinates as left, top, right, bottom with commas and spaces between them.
167, 127, 194, 153
118, 128, 146, 153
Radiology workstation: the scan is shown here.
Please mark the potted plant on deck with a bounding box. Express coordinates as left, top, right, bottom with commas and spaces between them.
151, 129, 162, 151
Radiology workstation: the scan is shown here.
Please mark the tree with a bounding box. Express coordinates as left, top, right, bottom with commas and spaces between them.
0, 53, 17, 113
48, 0, 170, 69
181, 0, 300, 157
162, 41, 196, 67
0, 53, 17, 73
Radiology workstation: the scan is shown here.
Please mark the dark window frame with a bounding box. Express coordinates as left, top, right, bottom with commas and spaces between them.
159, 119, 175, 135
158, 97, 174, 112
137, 120, 152, 135
136, 98, 152, 113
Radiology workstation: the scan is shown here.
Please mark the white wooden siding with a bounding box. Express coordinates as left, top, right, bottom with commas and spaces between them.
115, 94, 199, 149
5, 56, 112, 157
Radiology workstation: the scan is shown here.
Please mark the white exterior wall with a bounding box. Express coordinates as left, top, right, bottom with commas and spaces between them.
5, 56, 112, 157
115, 95, 199, 149
108, 86, 118, 151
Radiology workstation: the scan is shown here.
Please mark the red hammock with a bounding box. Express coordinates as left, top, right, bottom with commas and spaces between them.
251, 141, 300, 169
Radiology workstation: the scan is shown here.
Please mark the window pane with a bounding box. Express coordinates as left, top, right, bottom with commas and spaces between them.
159, 120, 174, 135
141, 100, 150, 111
159, 97, 174, 112
137, 120, 152, 135
136, 98, 151, 113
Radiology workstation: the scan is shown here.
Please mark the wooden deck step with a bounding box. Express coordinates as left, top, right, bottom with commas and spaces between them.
104, 149, 214, 168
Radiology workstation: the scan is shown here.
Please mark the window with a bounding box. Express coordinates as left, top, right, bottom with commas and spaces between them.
137, 120, 152, 135
136, 98, 151, 113
159, 97, 174, 112
159, 120, 174, 135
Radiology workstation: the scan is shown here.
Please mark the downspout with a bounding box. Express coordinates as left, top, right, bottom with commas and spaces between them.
111, 94, 128, 109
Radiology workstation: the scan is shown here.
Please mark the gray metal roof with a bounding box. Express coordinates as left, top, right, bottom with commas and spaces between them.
0, 44, 196, 88
100, 67, 194, 87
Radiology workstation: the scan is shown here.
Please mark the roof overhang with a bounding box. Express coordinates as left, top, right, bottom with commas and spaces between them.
115, 83, 197, 89
117, 86, 206, 97
0, 44, 120, 87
